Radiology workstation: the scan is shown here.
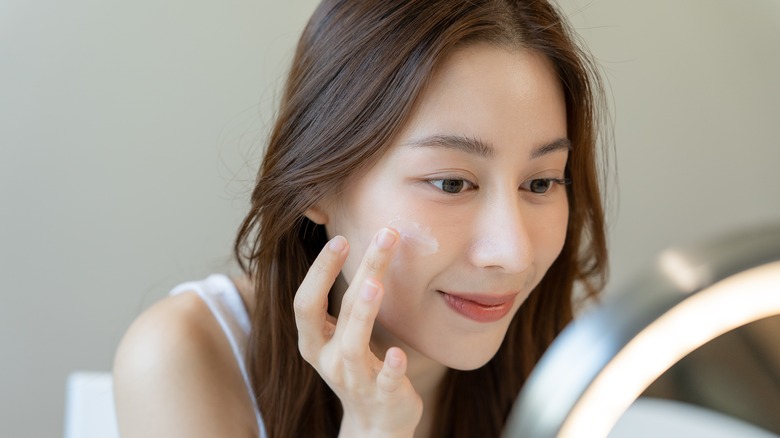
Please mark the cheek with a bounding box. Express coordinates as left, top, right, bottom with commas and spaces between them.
388, 218, 440, 256
378, 218, 448, 312
333, 201, 416, 285
533, 203, 569, 265
383, 222, 439, 292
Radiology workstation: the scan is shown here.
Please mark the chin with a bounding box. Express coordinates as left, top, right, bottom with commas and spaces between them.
433, 341, 503, 371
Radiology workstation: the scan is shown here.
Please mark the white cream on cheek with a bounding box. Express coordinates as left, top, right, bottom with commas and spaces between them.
387, 218, 439, 256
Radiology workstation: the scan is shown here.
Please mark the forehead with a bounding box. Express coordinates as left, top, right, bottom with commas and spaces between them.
337, 44, 568, 192
391, 43, 568, 159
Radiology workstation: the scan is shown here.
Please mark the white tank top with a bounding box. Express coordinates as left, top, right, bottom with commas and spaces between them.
170, 274, 268, 438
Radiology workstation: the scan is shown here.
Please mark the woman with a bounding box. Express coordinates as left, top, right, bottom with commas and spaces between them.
114, 0, 608, 436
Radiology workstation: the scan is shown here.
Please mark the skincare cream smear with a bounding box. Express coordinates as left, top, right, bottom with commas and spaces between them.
388, 218, 439, 256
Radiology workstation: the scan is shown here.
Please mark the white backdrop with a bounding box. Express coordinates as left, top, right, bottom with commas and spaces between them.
1, 1, 779, 437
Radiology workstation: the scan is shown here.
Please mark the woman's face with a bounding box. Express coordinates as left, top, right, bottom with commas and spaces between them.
320, 44, 569, 371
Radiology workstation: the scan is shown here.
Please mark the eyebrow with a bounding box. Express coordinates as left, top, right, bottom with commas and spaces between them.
404, 134, 494, 158
530, 138, 572, 159
404, 134, 571, 159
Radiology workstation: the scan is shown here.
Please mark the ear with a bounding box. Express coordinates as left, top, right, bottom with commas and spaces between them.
303, 205, 329, 225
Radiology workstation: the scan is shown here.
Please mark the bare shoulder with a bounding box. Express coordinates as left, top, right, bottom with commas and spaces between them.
232, 274, 257, 311
113, 290, 258, 438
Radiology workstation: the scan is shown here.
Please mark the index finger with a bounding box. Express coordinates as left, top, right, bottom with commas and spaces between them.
293, 235, 349, 358
337, 227, 399, 324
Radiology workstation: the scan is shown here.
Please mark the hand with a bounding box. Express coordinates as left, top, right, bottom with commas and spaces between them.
293, 228, 423, 437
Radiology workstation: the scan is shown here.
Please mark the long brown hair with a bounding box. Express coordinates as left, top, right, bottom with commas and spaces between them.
234, 0, 608, 436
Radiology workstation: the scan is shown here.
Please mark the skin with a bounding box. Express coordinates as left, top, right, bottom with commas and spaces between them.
113, 43, 569, 438
114, 280, 260, 437
302, 44, 570, 437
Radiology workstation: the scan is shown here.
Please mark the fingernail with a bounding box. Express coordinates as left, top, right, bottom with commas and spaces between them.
328, 236, 346, 253
360, 279, 380, 301
376, 228, 397, 249
386, 351, 402, 368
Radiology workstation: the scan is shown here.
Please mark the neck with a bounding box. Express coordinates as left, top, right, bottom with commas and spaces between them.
407, 355, 448, 438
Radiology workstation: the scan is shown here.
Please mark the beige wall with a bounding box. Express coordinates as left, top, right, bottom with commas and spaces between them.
1, 1, 778, 436
565, 0, 780, 290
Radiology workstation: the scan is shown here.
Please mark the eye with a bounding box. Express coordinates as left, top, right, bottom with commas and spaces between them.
529, 179, 553, 194
429, 178, 471, 194
524, 178, 571, 194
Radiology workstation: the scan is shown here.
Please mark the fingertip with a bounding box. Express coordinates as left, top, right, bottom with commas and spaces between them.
375, 227, 398, 250
385, 347, 405, 370
328, 235, 348, 253
377, 347, 407, 394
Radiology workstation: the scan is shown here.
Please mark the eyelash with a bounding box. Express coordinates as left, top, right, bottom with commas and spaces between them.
428, 178, 476, 194
427, 178, 571, 195
522, 177, 572, 194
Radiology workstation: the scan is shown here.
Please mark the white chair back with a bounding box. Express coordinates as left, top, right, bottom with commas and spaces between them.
64, 372, 119, 438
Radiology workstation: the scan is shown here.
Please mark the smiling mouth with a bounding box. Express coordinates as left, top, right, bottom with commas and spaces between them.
438, 291, 518, 323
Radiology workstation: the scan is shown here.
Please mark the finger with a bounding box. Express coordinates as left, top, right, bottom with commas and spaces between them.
339, 278, 383, 374
353, 227, 399, 284
293, 235, 349, 360
376, 347, 408, 395
337, 227, 398, 324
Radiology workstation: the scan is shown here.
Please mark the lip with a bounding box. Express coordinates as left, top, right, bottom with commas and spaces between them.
439, 291, 519, 323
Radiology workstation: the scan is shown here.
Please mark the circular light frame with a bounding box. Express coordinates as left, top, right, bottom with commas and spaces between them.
503, 223, 780, 438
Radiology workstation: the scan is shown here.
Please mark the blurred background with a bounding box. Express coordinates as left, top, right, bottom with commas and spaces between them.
2, 1, 779, 436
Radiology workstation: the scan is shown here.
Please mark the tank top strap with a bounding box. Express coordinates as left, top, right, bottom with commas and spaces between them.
170, 274, 267, 438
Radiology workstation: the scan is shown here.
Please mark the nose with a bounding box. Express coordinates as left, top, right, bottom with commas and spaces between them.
468, 197, 534, 273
